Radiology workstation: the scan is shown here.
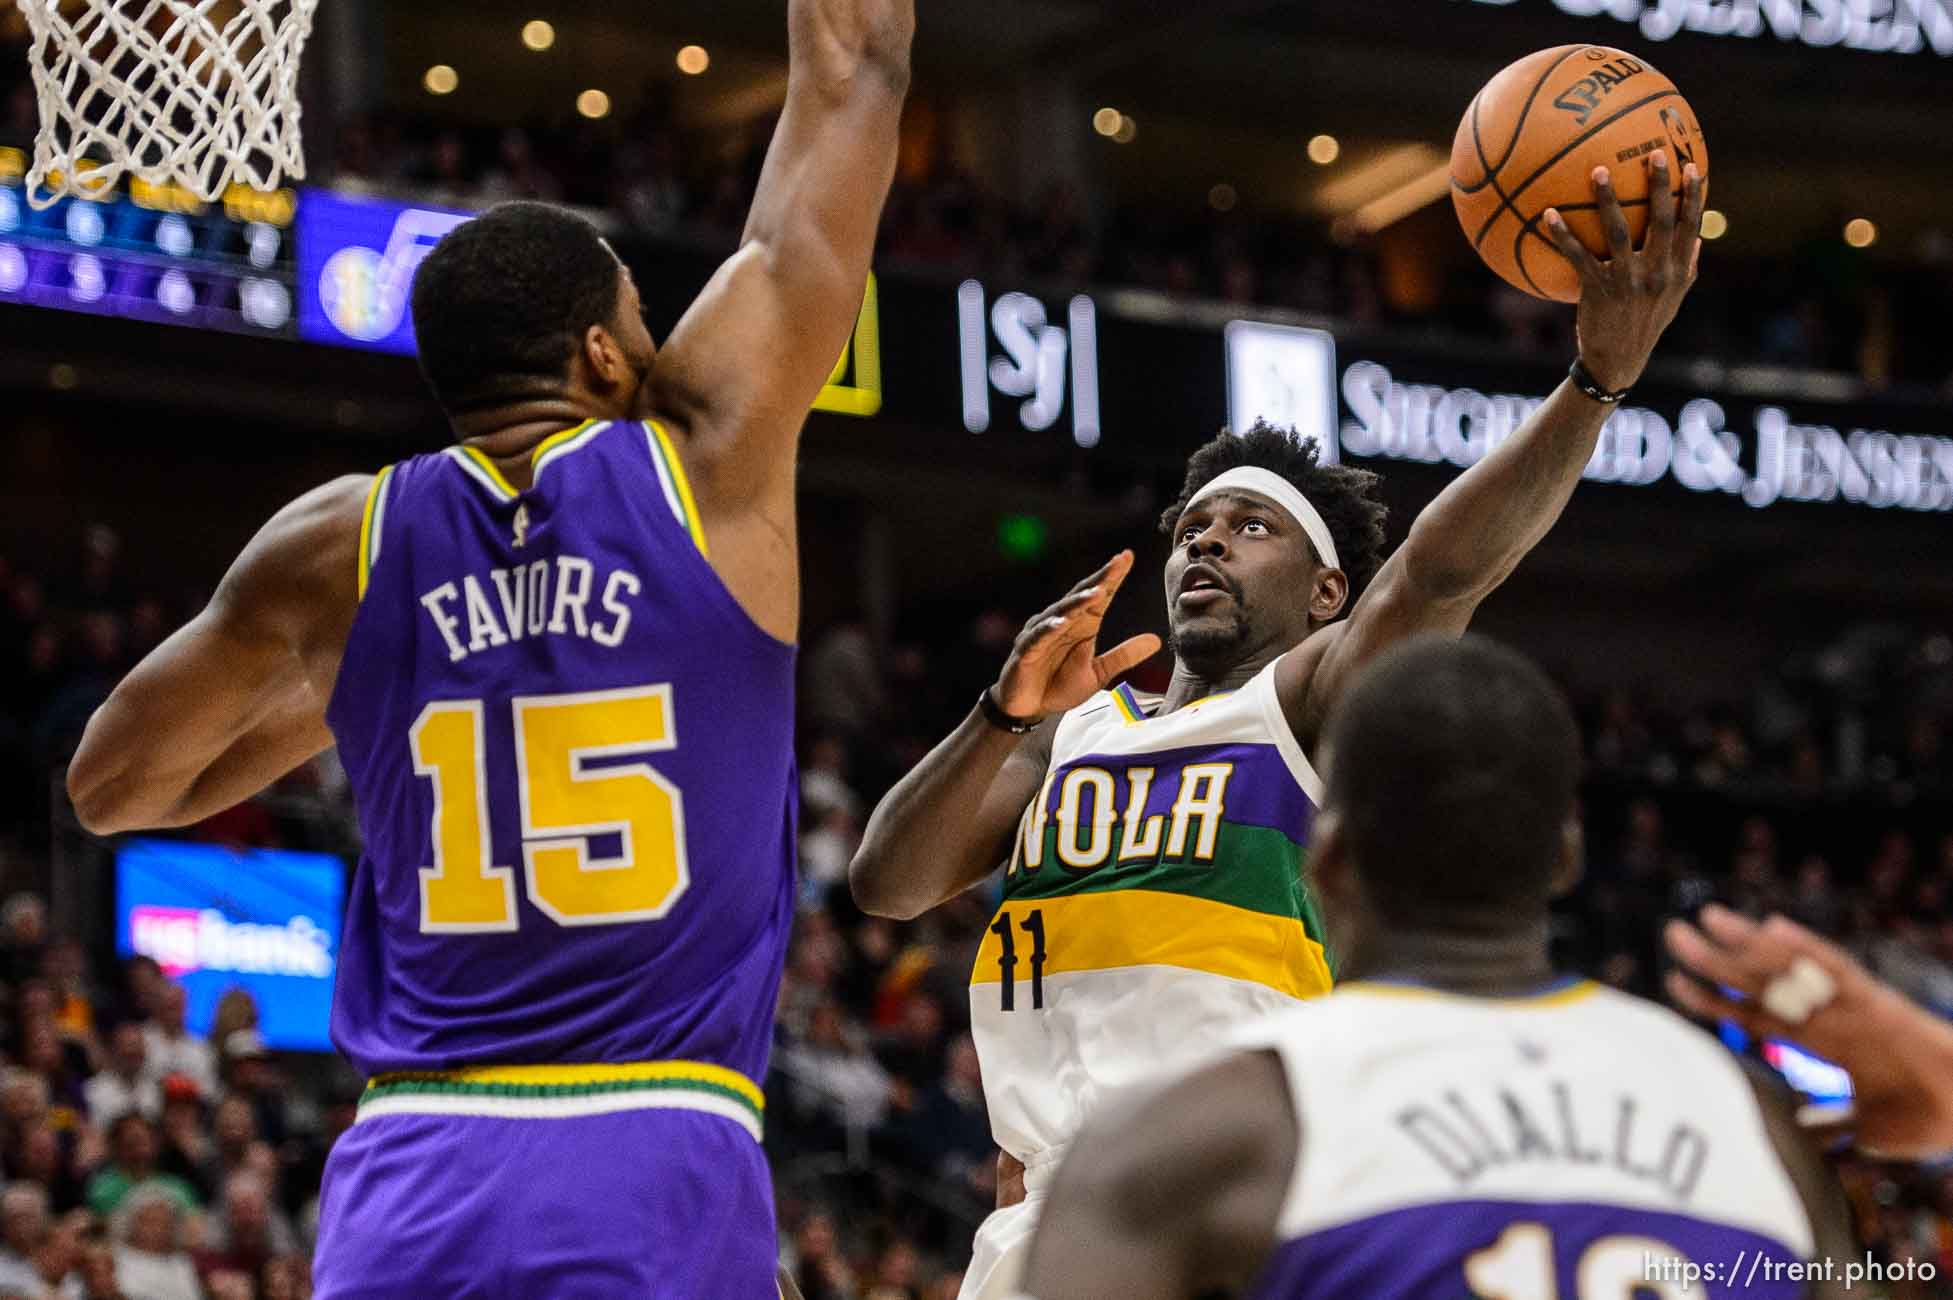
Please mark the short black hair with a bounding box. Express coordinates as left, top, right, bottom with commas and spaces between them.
410, 202, 622, 414
1324, 634, 1580, 925
1159, 422, 1389, 598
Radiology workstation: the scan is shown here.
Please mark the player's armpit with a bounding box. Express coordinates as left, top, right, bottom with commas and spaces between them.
67, 475, 366, 835
1023, 1049, 1297, 1300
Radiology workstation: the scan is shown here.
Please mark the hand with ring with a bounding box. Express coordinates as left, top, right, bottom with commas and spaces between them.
1665, 904, 1953, 1159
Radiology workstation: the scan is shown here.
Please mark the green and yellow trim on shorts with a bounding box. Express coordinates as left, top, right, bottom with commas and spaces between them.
358, 1059, 765, 1142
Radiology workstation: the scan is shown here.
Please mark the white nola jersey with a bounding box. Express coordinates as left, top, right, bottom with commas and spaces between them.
971, 658, 1332, 1175
1235, 981, 1817, 1299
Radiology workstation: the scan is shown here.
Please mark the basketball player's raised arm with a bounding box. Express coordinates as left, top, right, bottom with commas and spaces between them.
65, 477, 366, 835
1021, 1048, 1296, 1300
1287, 155, 1704, 739
852, 553, 1159, 920
643, 0, 911, 642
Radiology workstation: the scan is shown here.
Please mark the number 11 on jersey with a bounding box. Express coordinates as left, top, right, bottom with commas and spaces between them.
991, 909, 1047, 1011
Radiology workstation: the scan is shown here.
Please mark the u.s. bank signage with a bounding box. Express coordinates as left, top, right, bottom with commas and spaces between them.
1459, 0, 1953, 55
117, 838, 346, 1051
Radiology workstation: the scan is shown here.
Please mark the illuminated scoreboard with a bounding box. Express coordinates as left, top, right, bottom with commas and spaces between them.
0, 147, 298, 338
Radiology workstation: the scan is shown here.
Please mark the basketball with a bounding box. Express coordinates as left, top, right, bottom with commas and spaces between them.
1451, 45, 1707, 303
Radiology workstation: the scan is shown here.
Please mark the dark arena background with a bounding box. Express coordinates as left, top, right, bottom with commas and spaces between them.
1, 0, 1952, 1295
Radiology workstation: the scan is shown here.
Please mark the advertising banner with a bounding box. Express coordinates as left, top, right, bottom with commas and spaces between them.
116, 839, 346, 1053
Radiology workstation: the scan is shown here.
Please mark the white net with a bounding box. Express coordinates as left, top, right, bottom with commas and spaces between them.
18, 0, 320, 208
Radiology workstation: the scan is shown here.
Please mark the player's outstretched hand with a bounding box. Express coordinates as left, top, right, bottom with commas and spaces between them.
1542, 149, 1705, 393
993, 551, 1162, 721
1665, 904, 1953, 1158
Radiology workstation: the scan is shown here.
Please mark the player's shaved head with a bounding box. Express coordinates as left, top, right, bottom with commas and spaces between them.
411, 201, 626, 415
1322, 634, 1580, 926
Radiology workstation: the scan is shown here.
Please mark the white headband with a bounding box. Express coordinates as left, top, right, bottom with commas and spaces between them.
1186, 467, 1342, 571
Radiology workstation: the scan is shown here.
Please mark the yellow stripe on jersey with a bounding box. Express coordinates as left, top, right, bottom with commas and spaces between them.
455, 444, 520, 501
1110, 684, 1144, 724
356, 464, 396, 600
972, 888, 1332, 1001
647, 419, 709, 556
530, 419, 601, 475
1341, 978, 1601, 1007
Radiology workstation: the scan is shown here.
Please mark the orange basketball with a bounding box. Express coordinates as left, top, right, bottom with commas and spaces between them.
1451, 45, 1707, 303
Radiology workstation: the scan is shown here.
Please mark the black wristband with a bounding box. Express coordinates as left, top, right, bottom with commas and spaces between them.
1569, 357, 1632, 405
978, 687, 1044, 735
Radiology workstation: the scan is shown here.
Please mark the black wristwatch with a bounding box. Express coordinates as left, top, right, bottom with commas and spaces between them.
1569, 356, 1632, 405
978, 686, 1044, 735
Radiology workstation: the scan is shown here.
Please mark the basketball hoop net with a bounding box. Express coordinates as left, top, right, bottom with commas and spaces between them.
17, 0, 319, 209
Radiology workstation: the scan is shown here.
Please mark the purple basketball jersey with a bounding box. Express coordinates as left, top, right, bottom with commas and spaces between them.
324, 420, 796, 1086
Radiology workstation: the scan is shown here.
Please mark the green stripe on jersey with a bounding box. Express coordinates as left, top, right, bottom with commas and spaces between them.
1004, 819, 1326, 943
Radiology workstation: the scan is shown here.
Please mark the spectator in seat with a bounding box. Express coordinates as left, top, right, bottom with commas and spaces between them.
258, 1253, 306, 1300
40, 942, 95, 1042
75, 1237, 124, 1300
206, 994, 257, 1060
0, 895, 48, 989
196, 1171, 294, 1284
152, 1083, 213, 1205
109, 1186, 197, 1300
82, 1027, 157, 1128
20, 1021, 88, 1131
106, 960, 163, 1040
12, 1124, 86, 1214
139, 989, 213, 1102
0, 1072, 51, 1154
216, 1032, 287, 1149
84, 1117, 196, 1219
0, 1183, 49, 1297
778, 1001, 893, 1138
894, 1034, 992, 1200
787, 1209, 854, 1300
23, 1209, 84, 1300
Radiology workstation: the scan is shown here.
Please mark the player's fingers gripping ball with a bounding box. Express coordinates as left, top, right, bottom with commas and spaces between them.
1451, 45, 1707, 302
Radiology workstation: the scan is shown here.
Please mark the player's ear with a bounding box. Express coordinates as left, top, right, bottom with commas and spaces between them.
581, 323, 628, 390
1309, 568, 1349, 624
1550, 816, 1585, 899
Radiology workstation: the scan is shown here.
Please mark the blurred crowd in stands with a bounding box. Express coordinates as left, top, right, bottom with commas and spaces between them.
313, 101, 1953, 394
0, 889, 346, 1300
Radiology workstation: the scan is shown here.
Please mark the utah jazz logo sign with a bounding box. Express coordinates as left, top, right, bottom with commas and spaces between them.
812, 273, 883, 417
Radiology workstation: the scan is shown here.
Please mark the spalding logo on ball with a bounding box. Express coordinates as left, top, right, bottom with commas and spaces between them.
1451, 45, 1708, 303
